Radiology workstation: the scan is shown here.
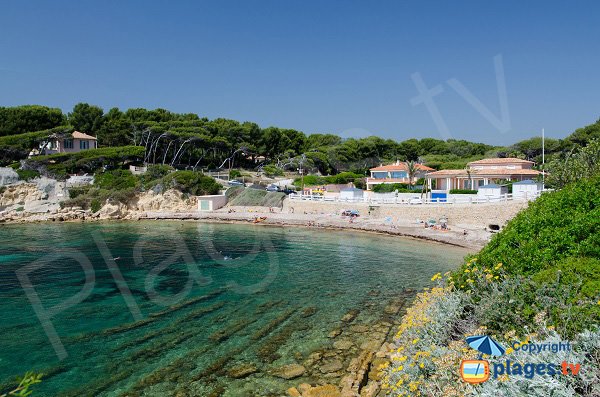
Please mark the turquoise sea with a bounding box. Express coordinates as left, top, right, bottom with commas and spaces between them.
0, 221, 467, 396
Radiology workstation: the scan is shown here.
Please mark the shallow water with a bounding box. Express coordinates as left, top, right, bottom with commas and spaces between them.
0, 221, 467, 396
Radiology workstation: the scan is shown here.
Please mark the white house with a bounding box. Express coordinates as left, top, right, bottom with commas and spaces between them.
426, 158, 542, 192
35, 131, 98, 155
366, 161, 434, 190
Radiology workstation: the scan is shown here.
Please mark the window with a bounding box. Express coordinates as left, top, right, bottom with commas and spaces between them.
64, 139, 74, 149
80, 140, 89, 150
371, 172, 388, 179
391, 171, 408, 179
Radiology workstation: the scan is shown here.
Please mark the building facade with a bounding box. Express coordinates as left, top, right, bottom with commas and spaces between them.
366, 161, 434, 190
425, 158, 542, 191
41, 131, 98, 155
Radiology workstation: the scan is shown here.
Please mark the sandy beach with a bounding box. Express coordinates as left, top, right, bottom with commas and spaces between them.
139, 207, 489, 251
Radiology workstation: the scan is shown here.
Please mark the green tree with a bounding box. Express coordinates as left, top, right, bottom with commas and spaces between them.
68, 103, 104, 134
406, 160, 418, 186
0, 105, 65, 136
546, 139, 600, 188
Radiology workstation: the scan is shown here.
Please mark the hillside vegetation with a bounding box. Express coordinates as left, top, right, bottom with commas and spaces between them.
383, 173, 600, 396
1, 104, 599, 186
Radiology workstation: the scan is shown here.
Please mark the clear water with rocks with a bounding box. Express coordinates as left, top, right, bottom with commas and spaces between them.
0, 221, 467, 396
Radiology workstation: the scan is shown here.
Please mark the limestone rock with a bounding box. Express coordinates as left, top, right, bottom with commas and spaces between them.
272, 364, 306, 379
333, 340, 354, 350
349, 324, 369, 333
287, 387, 301, 397
328, 328, 342, 338
298, 383, 312, 394
319, 359, 343, 374
304, 384, 341, 397
359, 381, 379, 397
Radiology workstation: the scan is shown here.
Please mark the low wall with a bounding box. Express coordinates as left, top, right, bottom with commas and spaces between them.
282, 199, 529, 230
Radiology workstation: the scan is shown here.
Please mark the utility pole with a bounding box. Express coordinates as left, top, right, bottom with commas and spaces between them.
542, 128, 545, 186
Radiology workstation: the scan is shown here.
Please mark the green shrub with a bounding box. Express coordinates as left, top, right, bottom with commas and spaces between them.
229, 169, 242, 178
145, 164, 173, 180
474, 175, 600, 275
324, 171, 363, 184
108, 187, 137, 204
162, 171, 220, 196
449, 189, 477, 194
372, 183, 416, 193
68, 186, 91, 199
15, 206, 24, 212
94, 169, 138, 190
15, 169, 40, 181
262, 165, 284, 178
90, 198, 102, 213
293, 174, 325, 187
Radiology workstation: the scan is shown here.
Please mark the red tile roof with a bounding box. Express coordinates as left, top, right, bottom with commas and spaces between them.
72, 131, 97, 140
370, 162, 434, 172
468, 157, 533, 165
427, 168, 541, 177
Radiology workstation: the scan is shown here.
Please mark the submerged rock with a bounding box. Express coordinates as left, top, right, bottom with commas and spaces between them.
341, 310, 359, 322
328, 328, 342, 338
227, 363, 258, 379
333, 340, 354, 350
272, 364, 306, 379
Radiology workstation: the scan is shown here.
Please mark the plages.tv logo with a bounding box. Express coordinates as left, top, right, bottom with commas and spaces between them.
460, 335, 582, 384
460, 335, 504, 383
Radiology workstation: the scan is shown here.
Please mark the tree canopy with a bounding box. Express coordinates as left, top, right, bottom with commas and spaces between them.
1, 103, 598, 181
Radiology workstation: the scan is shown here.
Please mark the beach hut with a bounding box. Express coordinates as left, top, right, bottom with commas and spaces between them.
198, 194, 228, 211
339, 187, 364, 201
512, 179, 543, 199
477, 184, 507, 199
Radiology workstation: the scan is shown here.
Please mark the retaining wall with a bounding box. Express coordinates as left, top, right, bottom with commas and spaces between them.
282, 199, 529, 230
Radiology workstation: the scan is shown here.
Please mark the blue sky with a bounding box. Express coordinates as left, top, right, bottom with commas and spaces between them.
1, 0, 598, 145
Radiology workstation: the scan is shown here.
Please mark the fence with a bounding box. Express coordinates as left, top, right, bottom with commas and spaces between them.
288, 191, 544, 205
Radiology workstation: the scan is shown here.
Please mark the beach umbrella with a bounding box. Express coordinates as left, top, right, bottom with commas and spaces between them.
466, 335, 505, 357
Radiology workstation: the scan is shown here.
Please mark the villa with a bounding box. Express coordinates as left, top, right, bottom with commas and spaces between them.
34, 131, 98, 156
366, 161, 434, 190
425, 158, 542, 191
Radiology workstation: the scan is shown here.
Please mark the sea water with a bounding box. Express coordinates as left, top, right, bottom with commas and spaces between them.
0, 221, 467, 396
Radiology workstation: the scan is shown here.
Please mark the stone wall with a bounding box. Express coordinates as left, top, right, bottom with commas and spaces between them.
282, 199, 529, 229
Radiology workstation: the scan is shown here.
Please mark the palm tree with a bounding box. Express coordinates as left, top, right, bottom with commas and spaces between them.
406, 160, 418, 189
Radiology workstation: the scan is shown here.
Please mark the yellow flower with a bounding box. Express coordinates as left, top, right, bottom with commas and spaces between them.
467, 279, 474, 283
431, 272, 442, 281
464, 269, 470, 273
495, 263, 503, 269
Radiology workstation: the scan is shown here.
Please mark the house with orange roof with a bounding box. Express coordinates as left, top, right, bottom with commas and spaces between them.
39, 131, 98, 155
366, 160, 434, 190
425, 158, 542, 191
